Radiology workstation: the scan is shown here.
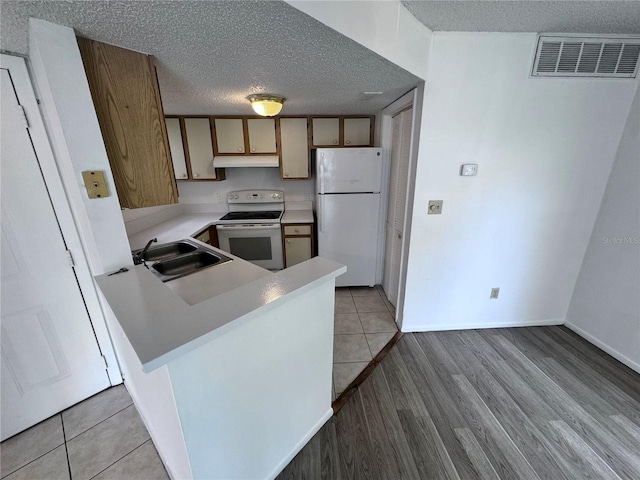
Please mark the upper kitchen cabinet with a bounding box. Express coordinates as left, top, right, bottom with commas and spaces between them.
246, 119, 277, 154
166, 117, 225, 181
311, 118, 340, 146
311, 116, 374, 147
279, 117, 310, 179
184, 118, 221, 180
213, 118, 245, 154
77, 37, 178, 209
213, 118, 277, 155
165, 117, 188, 180
344, 117, 373, 146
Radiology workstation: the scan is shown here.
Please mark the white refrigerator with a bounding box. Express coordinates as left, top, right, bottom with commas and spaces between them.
316, 148, 383, 287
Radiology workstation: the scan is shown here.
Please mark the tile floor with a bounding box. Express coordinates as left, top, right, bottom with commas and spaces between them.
0, 385, 168, 480
1, 285, 396, 479
332, 285, 397, 400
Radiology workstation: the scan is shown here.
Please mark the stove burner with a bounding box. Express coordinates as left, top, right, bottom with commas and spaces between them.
219, 211, 282, 221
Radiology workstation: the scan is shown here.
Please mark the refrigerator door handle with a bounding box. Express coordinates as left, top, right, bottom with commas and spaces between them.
317, 195, 324, 233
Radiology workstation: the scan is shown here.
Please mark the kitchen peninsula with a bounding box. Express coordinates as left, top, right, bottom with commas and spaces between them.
96, 239, 344, 479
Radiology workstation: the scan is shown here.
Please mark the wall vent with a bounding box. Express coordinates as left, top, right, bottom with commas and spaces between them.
532, 35, 640, 78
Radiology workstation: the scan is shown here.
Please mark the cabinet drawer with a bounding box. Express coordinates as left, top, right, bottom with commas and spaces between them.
284, 225, 312, 236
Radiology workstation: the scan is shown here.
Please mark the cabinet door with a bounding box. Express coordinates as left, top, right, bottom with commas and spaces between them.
214, 118, 245, 154
77, 37, 178, 208
165, 118, 189, 180
312, 118, 339, 146
344, 118, 371, 146
184, 118, 217, 179
285, 237, 312, 268
280, 118, 309, 179
247, 119, 277, 153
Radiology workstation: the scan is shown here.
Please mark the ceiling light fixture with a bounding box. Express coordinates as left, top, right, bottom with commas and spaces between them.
247, 94, 285, 117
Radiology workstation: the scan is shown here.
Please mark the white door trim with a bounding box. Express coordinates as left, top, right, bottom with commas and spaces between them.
379, 86, 424, 330
0, 54, 122, 384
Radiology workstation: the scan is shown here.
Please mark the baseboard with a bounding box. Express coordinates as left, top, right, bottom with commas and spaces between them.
403, 317, 564, 333
266, 407, 333, 480
564, 321, 640, 374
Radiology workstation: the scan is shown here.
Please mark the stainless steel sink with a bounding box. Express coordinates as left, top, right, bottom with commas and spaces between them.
132, 239, 232, 282
153, 251, 223, 276
142, 241, 197, 262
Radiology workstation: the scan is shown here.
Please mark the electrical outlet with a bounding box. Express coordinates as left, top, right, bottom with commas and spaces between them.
490, 287, 500, 299
428, 200, 443, 214
216, 192, 224, 202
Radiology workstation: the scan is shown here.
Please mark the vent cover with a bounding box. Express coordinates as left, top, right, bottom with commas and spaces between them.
532, 36, 640, 78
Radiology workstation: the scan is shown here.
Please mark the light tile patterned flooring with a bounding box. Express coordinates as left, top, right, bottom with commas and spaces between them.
1, 286, 396, 479
333, 285, 397, 399
0, 385, 168, 480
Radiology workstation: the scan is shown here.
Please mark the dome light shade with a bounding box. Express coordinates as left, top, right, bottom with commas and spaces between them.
247, 94, 285, 117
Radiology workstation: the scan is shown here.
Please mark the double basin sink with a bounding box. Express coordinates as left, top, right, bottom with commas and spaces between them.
132, 239, 232, 282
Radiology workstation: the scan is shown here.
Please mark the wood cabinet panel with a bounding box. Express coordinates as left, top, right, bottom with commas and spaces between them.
280, 118, 309, 179
247, 119, 277, 153
214, 119, 245, 154
77, 37, 178, 209
165, 117, 188, 180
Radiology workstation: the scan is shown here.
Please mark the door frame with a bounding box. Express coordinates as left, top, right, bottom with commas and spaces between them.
1, 54, 122, 384
379, 86, 424, 330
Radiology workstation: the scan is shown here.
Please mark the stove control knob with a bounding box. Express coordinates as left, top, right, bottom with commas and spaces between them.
271, 194, 276, 198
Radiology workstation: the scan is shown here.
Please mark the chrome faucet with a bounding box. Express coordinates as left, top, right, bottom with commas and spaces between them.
134, 238, 157, 265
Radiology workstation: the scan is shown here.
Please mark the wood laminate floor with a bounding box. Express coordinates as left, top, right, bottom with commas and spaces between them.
277, 326, 640, 479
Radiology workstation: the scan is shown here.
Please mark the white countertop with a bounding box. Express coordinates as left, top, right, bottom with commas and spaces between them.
96, 256, 345, 372
281, 209, 314, 224
97, 208, 343, 373
128, 213, 226, 250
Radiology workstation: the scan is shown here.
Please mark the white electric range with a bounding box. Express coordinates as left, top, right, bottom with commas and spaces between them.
216, 190, 284, 270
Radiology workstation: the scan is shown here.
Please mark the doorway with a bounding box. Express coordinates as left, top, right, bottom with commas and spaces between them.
1, 56, 113, 440
380, 88, 422, 329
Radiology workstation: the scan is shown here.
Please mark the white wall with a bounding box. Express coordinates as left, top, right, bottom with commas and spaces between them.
402, 33, 638, 331
168, 281, 335, 480
28, 19, 131, 274
176, 167, 313, 205
565, 85, 640, 372
286, 0, 432, 80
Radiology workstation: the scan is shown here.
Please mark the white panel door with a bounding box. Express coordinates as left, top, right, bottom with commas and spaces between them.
317, 193, 380, 287
1, 68, 109, 440
383, 108, 412, 307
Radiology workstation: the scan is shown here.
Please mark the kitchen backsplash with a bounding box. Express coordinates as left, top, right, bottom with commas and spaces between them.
177, 167, 314, 205
122, 167, 315, 235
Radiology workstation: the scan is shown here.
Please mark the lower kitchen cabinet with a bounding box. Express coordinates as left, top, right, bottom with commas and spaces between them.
282, 224, 314, 268
193, 225, 219, 248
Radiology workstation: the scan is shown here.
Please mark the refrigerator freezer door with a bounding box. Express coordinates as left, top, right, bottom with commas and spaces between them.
316, 148, 383, 194
317, 193, 381, 287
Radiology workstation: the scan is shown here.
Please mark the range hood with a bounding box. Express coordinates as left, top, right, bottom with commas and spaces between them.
213, 156, 279, 168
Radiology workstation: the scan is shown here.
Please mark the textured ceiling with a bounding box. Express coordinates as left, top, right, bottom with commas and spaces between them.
401, 1, 640, 34
1, 1, 421, 115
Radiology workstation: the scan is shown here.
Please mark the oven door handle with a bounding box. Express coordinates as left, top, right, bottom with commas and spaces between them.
216, 224, 280, 230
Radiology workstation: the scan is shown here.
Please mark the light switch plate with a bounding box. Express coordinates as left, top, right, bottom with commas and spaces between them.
461, 164, 478, 176
82, 171, 110, 199
428, 200, 443, 214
